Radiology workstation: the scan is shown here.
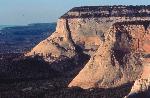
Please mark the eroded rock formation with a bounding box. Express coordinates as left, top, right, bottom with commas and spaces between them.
125, 58, 150, 98
27, 5, 150, 95
69, 22, 150, 88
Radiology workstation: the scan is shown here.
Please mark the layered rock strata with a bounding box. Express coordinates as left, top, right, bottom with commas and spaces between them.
69, 22, 150, 88
27, 6, 150, 90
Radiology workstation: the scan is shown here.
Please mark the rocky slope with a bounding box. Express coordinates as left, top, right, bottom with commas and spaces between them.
69, 21, 150, 89
27, 5, 150, 96
125, 58, 150, 98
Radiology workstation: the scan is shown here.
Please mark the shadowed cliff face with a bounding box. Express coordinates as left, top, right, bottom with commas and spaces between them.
27, 6, 150, 93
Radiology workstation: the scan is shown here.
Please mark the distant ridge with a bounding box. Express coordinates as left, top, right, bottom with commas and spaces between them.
0, 25, 13, 30
0, 23, 56, 53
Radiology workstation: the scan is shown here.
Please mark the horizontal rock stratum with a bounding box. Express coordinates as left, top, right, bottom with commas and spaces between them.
27, 5, 150, 92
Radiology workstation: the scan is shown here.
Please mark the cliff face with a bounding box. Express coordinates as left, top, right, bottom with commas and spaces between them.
69, 22, 150, 88
27, 18, 150, 61
125, 59, 150, 98
27, 6, 150, 90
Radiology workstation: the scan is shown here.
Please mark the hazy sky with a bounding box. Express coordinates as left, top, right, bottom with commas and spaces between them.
0, 0, 150, 25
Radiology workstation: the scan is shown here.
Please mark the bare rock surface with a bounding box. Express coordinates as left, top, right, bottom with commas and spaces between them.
125, 58, 150, 98
69, 23, 150, 88
26, 6, 150, 91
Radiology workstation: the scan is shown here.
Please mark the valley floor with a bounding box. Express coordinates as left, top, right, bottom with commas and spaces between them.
0, 78, 132, 98
0, 53, 133, 98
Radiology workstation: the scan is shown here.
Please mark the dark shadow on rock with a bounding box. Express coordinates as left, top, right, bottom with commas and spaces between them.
0, 53, 135, 98
0, 52, 90, 84
0, 54, 60, 83
127, 89, 150, 98
0, 82, 133, 98
44, 82, 133, 98
50, 52, 90, 78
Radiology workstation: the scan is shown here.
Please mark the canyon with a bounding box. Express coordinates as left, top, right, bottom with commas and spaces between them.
27, 6, 150, 97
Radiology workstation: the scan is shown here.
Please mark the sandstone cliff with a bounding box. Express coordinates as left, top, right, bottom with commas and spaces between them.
27, 5, 150, 94
125, 58, 150, 98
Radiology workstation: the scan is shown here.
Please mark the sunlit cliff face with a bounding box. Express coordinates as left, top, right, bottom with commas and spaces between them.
69, 21, 150, 89
26, 6, 150, 90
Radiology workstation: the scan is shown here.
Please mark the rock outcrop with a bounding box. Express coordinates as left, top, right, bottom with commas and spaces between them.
125, 58, 150, 98
27, 5, 150, 92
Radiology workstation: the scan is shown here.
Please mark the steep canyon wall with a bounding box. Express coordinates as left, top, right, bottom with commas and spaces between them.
26, 6, 150, 91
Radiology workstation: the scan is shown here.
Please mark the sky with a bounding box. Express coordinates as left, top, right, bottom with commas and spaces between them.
0, 0, 150, 25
